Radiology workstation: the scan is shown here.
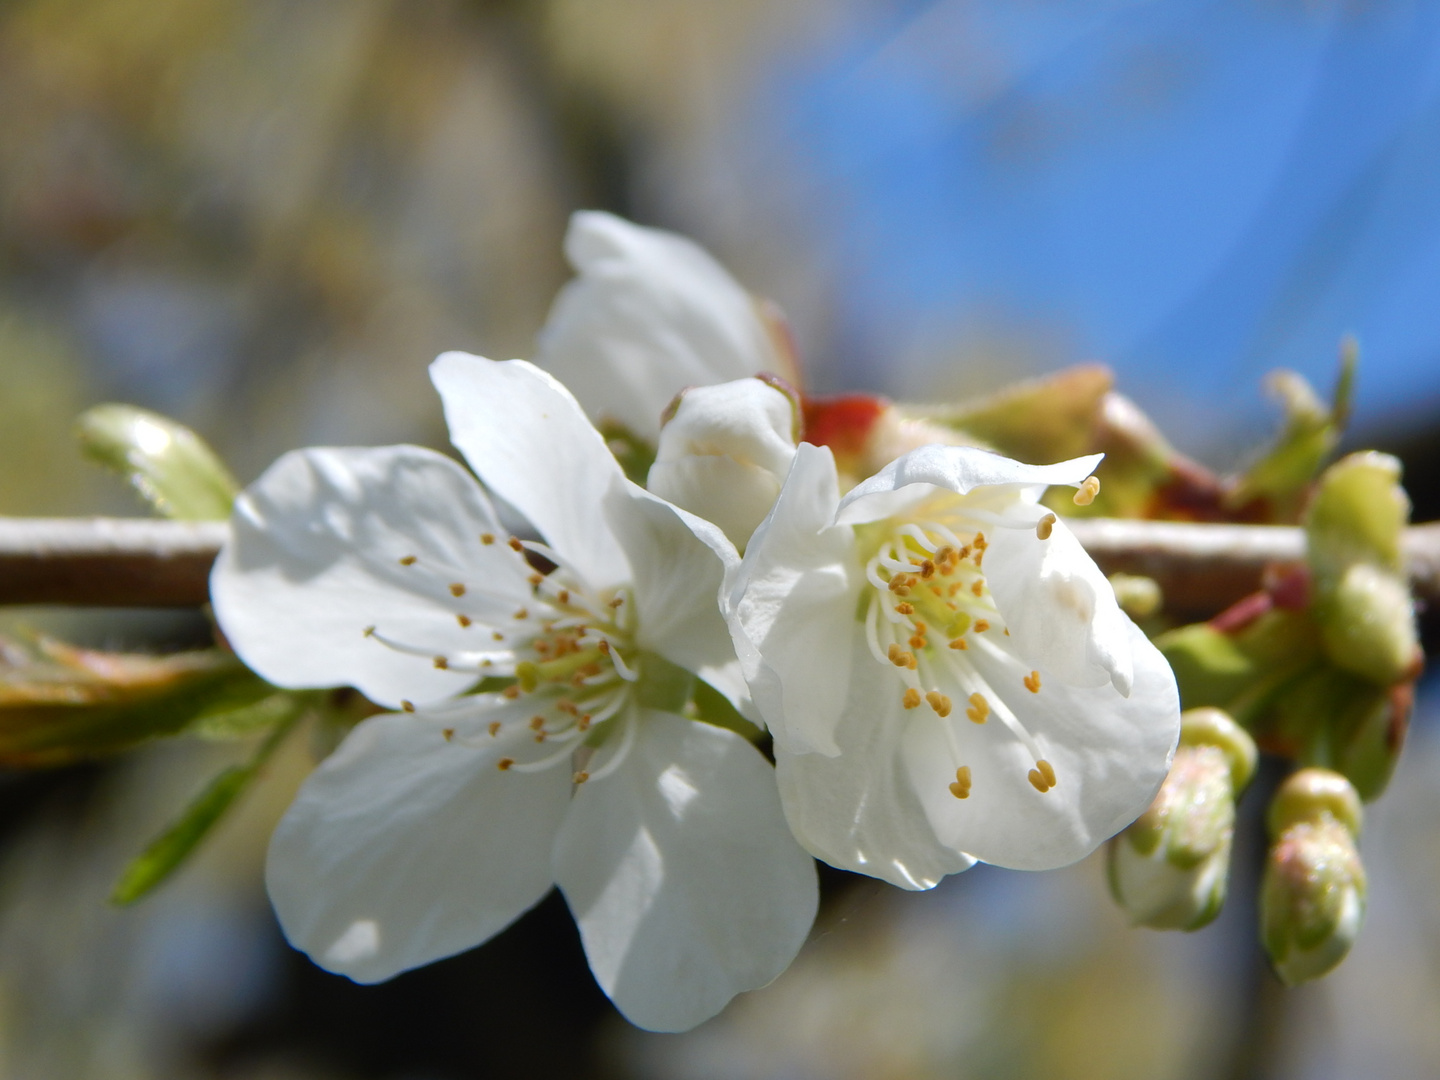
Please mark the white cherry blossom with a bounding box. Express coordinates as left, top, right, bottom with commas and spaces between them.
728, 443, 1181, 888
535, 211, 792, 439
211, 354, 817, 1032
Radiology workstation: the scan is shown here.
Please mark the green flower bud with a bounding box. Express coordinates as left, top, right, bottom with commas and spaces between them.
1108, 709, 1256, 931
76, 404, 238, 521
1261, 768, 1366, 985
1319, 561, 1419, 686
1109, 572, 1163, 620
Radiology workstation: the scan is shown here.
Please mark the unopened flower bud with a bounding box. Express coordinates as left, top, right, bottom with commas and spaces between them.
647, 377, 799, 549
1108, 708, 1255, 930
1109, 572, 1163, 619
76, 404, 238, 521
1306, 452, 1419, 686
1261, 768, 1366, 985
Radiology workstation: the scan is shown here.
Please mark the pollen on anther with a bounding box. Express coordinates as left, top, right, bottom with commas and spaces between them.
1023, 670, 1041, 693
449, 583, 467, 597
1037, 759, 1057, 787
1028, 769, 1047, 792
573, 771, 590, 785
401, 700, 415, 712
398, 555, 417, 566
433, 656, 449, 669
508, 537, 524, 552
527, 573, 542, 586
597, 640, 611, 655
1036, 513, 1057, 541
925, 691, 952, 718
608, 596, 624, 608
457, 614, 472, 628
488, 720, 501, 737
1073, 475, 1101, 506
966, 693, 989, 724
949, 765, 972, 800
896, 602, 915, 615
920, 560, 936, 579
481, 533, 495, 545
534, 732, 547, 743
973, 619, 990, 633
558, 589, 570, 604
497, 757, 515, 771
502, 685, 520, 700
903, 688, 922, 709
514, 607, 529, 620
971, 581, 984, 597
949, 638, 969, 650
492, 631, 504, 641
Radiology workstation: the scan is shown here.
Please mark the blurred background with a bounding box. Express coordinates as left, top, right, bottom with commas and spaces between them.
2, 0, 1440, 1077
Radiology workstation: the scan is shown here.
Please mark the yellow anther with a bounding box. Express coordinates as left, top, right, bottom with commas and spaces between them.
497, 757, 515, 771
949, 638, 969, 650
1037, 759, 1056, 787
573, 771, 590, 785
488, 720, 501, 737
557, 589, 570, 604
433, 656, 449, 669
399, 555, 417, 566
577, 714, 592, 731
949, 765, 972, 799
1023, 670, 1041, 693
973, 619, 990, 633
1028, 768, 1048, 792
920, 559, 936, 579
598, 639, 611, 655
481, 533, 495, 545
1036, 512, 1057, 540
909, 634, 927, 650
974, 532, 987, 550
925, 691, 952, 718
514, 607, 529, 620
527, 573, 542, 586
363, 626, 376, 637
966, 693, 989, 724
557, 700, 577, 716
1073, 475, 1101, 506
608, 596, 624, 608
449, 582, 467, 597
887, 643, 902, 663
502, 685, 521, 700
442, 728, 454, 741
508, 537, 524, 552
896, 602, 915, 615
456, 614, 472, 628
903, 688, 922, 709
528, 715, 545, 730
534, 732, 547, 743
401, 700, 415, 712
492, 631, 504, 641
971, 580, 984, 597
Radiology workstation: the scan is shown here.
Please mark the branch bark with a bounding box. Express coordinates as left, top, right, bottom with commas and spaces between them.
2, 516, 1439, 614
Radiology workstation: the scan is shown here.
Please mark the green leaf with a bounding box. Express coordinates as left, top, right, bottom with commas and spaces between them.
110, 703, 304, 905
597, 419, 657, 486
76, 403, 238, 520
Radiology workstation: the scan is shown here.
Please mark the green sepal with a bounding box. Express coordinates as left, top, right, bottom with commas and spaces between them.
689, 677, 763, 742
597, 419, 657, 486
110, 699, 308, 905
76, 403, 238, 521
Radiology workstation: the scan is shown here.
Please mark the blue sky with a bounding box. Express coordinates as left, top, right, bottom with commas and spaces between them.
755, 0, 1440, 451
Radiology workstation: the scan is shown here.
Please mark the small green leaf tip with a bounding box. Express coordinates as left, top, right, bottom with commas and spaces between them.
76, 403, 239, 521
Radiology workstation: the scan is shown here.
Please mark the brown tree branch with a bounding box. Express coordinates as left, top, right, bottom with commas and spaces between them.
2, 516, 1438, 615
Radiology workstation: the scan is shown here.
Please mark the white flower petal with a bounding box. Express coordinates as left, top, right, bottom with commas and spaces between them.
648, 455, 783, 551
266, 702, 572, 983
604, 482, 738, 678
984, 513, 1135, 694
835, 447, 1103, 527
535, 212, 781, 438
553, 711, 817, 1032
900, 621, 1180, 871
774, 632, 977, 891
728, 444, 856, 756
211, 445, 526, 708
431, 353, 630, 590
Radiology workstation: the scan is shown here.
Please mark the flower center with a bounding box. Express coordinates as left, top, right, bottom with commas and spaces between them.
364, 533, 643, 785
860, 514, 1056, 800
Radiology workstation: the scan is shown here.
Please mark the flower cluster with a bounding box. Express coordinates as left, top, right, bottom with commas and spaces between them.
210, 212, 1182, 1031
